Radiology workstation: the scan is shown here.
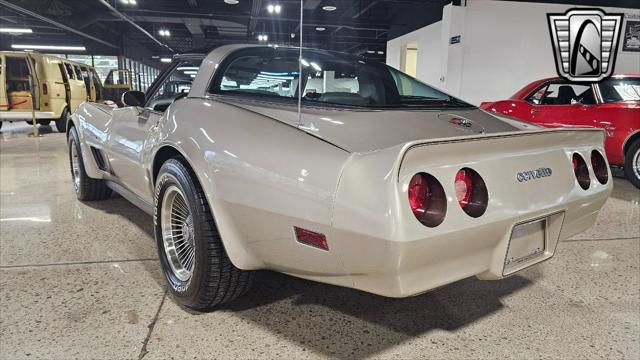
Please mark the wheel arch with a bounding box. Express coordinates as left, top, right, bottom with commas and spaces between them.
151, 143, 264, 271
623, 130, 640, 160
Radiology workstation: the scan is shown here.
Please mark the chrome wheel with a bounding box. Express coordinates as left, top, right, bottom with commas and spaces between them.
70, 142, 80, 191
633, 147, 640, 180
161, 185, 196, 282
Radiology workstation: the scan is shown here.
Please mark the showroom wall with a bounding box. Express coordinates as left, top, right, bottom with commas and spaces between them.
387, 0, 640, 105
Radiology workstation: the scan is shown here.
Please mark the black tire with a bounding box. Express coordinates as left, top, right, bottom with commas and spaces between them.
624, 140, 640, 189
67, 126, 112, 200
154, 158, 253, 310
56, 108, 69, 133
38, 120, 51, 126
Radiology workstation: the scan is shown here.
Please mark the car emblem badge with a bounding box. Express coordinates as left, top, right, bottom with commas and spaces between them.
517, 168, 553, 182
547, 8, 623, 82
438, 113, 485, 134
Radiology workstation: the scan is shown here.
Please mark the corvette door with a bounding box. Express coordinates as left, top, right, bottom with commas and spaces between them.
530, 82, 598, 128
107, 59, 202, 203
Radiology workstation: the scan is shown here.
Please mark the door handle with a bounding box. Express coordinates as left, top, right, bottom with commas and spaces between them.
531, 109, 540, 113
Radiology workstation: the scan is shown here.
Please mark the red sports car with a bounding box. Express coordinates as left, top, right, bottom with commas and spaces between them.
481, 75, 640, 188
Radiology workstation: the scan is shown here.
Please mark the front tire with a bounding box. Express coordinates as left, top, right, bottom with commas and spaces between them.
624, 140, 640, 189
68, 127, 112, 200
56, 108, 69, 133
154, 158, 253, 310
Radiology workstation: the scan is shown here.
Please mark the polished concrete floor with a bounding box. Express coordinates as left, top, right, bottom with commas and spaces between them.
1, 122, 638, 360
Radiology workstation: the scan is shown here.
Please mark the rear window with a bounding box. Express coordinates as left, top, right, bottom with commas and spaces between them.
210, 47, 471, 109
598, 77, 640, 103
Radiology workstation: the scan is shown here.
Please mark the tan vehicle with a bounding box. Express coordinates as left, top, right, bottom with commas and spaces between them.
67, 45, 612, 311
0, 52, 131, 132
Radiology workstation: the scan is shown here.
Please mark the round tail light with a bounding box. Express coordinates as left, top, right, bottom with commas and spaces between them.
572, 153, 590, 190
408, 173, 446, 227
455, 168, 488, 217
590, 150, 608, 185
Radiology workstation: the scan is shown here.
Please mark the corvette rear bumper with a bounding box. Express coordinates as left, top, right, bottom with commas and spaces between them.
329, 187, 608, 298
328, 129, 612, 298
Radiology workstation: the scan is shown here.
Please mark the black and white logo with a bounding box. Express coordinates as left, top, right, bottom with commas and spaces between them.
548, 8, 623, 82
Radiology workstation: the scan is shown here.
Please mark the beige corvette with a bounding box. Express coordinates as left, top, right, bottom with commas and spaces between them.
67, 45, 612, 310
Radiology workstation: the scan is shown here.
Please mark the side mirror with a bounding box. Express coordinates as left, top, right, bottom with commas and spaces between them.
122, 91, 145, 107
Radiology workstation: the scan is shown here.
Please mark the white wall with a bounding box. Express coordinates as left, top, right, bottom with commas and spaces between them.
387, 1, 640, 105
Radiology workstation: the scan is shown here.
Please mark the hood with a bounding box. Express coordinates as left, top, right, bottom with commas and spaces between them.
219, 99, 520, 153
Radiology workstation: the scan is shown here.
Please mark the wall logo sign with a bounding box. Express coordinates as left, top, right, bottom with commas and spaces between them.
547, 8, 623, 82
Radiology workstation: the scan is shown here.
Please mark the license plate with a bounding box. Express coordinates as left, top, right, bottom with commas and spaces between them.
504, 218, 546, 274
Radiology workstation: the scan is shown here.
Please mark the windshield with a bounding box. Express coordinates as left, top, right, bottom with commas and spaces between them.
599, 77, 640, 103
212, 47, 472, 109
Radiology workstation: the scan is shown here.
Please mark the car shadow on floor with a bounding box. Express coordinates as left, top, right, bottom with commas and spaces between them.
212, 271, 531, 359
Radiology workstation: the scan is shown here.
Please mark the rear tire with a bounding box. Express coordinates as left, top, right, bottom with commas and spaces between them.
624, 140, 640, 189
56, 108, 69, 133
154, 158, 253, 310
68, 126, 112, 200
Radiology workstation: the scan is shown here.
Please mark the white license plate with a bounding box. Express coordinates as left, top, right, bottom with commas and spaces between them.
504, 218, 546, 274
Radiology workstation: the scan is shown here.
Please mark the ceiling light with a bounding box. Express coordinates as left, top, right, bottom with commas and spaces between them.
159, 29, 170, 37
310, 62, 322, 71
377, 51, 384, 55
11, 44, 85, 51
315, 27, 326, 31
366, 50, 374, 54
0, 28, 33, 34
322, 5, 337, 11
224, 0, 239, 4
160, 58, 172, 63
258, 34, 268, 41
300, 58, 309, 66
183, 71, 198, 74
267, 4, 274, 13
177, 66, 199, 71
275, 4, 281, 13
151, 55, 160, 59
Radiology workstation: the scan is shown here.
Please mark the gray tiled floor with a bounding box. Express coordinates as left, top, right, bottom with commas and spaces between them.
1, 122, 638, 359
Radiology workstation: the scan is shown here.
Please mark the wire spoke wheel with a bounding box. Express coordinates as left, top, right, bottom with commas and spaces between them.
161, 185, 196, 282
633, 147, 640, 180
70, 141, 80, 191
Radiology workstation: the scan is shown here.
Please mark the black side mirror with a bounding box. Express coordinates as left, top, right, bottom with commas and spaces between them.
122, 90, 145, 107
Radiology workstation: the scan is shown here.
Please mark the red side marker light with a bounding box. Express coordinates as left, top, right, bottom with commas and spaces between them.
294, 226, 329, 251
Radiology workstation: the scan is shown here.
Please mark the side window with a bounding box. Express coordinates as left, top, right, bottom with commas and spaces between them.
146, 59, 202, 112
64, 63, 75, 80
73, 65, 83, 80
533, 83, 593, 105
212, 52, 299, 98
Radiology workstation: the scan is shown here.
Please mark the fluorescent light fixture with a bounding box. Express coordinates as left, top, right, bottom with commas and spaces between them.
159, 29, 170, 36
151, 55, 160, 59
177, 66, 199, 71
300, 58, 310, 67
160, 58, 172, 63
267, 4, 274, 13
310, 62, 322, 71
224, 0, 239, 4
315, 27, 326, 31
11, 44, 85, 51
183, 71, 198, 74
120, 0, 137, 4
322, 5, 337, 11
366, 50, 374, 54
275, 4, 281, 13
377, 51, 384, 55
258, 34, 268, 41
0, 28, 33, 34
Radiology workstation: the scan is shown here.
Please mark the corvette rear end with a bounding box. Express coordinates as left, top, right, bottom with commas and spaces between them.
329, 128, 611, 297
